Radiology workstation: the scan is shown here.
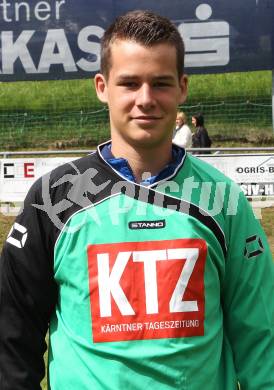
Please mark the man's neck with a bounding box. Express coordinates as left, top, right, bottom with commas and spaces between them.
111, 139, 173, 183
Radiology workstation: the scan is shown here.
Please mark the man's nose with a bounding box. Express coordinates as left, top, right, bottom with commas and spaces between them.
135, 84, 155, 109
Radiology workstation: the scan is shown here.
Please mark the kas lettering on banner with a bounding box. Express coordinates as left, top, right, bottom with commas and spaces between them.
0, 0, 272, 81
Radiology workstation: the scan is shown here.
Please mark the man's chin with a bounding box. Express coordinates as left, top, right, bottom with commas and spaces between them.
127, 132, 171, 149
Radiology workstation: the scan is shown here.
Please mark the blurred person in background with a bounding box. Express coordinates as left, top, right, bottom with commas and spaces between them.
191, 112, 212, 154
173, 111, 192, 148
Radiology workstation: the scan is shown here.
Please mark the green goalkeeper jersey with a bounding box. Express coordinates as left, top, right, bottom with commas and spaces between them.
1, 143, 273, 389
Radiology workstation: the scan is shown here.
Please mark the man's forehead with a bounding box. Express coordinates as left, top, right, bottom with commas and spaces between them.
110, 38, 176, 55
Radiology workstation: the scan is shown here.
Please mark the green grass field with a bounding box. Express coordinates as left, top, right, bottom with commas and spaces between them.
0, 70, 273, 150
0, 71, 271, 112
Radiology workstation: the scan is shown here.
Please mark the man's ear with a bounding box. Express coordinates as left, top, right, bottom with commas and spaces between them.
179, 74, 188, 104
94, 73, 108, 104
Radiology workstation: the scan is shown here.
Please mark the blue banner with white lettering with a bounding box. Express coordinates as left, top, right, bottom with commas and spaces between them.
0, 0, 272, 81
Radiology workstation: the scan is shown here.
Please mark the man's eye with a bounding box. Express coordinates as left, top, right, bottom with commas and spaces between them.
119, 82, 138, 88
154, 82, 171, 88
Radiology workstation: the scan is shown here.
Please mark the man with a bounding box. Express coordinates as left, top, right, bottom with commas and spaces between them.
0, 10, 273, 390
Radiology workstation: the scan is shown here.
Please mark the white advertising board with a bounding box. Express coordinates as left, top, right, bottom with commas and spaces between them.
0, 158, 76, 202
201, 154, 274, 197
0, 154, 273, 203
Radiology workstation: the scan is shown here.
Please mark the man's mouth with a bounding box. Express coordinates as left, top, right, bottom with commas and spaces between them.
132, 116, 161, 121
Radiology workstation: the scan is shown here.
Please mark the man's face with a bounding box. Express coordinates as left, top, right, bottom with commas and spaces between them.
95, 39, 187, 149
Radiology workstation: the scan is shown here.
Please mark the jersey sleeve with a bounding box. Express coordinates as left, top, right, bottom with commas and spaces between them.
223, 192, 274, 389
0, 178, 58, 390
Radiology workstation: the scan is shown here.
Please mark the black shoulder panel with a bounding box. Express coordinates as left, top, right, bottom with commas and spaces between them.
33, 152, 122, 244
39, 151, 226, 257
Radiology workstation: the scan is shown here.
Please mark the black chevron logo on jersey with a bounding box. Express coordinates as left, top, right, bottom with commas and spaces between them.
244, 235, 264, 259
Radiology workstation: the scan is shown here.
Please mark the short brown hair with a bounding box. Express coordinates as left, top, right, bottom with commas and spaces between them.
100, 10, 185, 79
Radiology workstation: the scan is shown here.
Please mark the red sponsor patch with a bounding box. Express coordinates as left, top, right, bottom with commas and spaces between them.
87, 239, 207, 343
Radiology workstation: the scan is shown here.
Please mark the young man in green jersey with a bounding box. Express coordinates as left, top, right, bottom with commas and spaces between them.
0, 10, 273, 390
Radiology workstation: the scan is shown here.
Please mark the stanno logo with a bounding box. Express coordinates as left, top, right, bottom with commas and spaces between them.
129, 220, 166, 230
